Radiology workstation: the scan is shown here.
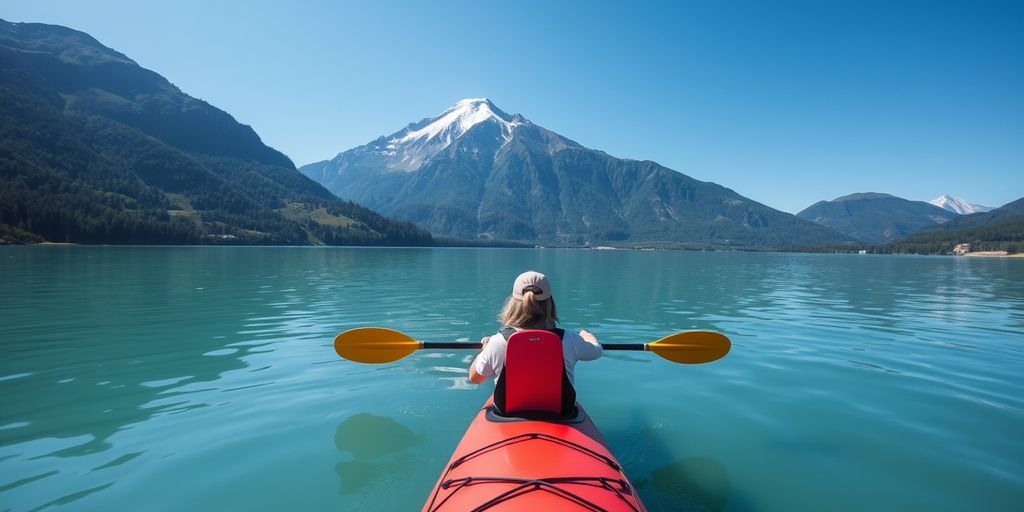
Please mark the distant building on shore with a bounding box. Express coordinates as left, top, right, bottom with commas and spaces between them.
953, 243, 971, 256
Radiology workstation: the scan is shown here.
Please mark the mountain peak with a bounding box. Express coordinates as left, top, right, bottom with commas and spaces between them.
0, 19, 136, 67
381, 98, 526, 171
798, 192, 958, 244
833, 192, 895, 202
929, 195, 993, 215
453, 97, 497, 109
398, 98, 520, 141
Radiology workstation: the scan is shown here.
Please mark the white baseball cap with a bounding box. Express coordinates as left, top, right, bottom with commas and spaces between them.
512, 271, 552, 301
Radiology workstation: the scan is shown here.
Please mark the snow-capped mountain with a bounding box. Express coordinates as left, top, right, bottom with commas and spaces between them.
384, 98, 526, 171
300, 99, 856, 247
309, 98, 528, 175
929, 195, 994, 215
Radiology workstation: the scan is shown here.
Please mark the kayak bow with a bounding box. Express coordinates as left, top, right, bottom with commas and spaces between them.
423, 399, 647, 511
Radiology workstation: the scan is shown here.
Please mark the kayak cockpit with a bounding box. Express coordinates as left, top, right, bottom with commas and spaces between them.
484, 404, 587, 424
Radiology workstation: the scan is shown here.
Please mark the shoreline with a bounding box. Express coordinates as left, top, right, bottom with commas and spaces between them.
963, 251, 1024, 258
4, 242, 1021, 256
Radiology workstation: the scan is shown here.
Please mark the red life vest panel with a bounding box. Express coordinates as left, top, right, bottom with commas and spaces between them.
493, 329, 576, 416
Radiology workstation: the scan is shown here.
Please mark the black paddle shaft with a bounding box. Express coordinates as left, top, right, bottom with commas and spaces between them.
420, 342, 646, 351
423, 342, 484, 349
600, 344, 646, 351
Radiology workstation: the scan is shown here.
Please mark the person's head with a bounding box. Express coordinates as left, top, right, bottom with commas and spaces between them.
500, 271, 559, 329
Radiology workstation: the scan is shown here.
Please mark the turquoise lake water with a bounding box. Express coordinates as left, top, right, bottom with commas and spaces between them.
1, 246, 1022, 511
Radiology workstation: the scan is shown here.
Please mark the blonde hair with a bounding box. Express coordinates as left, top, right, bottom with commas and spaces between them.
499, 290, 558, 329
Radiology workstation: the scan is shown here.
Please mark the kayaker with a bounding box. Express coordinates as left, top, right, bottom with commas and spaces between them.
468, 271, 603, 411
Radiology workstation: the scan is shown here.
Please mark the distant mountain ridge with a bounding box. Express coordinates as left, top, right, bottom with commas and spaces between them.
0, 19, 431, 245
797, 193, 957, 244
932, 196, 1024, 230
302, 98, 855, 248
929, 195, 993, 215
891, 196, 1024, 253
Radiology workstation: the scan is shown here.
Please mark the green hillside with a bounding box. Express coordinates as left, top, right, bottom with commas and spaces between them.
0, 19, 432, 246
796, 193, 957, 244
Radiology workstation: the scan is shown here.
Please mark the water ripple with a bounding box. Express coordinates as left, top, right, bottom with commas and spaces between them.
1, 247, 1022, 511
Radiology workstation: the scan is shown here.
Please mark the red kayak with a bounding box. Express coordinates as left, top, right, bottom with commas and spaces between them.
333, 326, 728, 510
422, 398, 647, 511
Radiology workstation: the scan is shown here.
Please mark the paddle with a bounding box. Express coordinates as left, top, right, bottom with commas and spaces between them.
334, 327, 730, 364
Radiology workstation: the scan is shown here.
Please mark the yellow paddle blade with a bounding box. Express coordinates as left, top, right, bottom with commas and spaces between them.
647, 330, 731, 364
333, 327, 422, 363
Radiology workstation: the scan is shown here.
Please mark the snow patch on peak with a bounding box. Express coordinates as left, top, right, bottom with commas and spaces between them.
386, 98, 525, 171
397, 98, 519, 144
929, 195, 994, 215
454, 97, 493, 108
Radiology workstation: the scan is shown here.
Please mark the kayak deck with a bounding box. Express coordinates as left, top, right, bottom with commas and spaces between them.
423, 400, 647, 511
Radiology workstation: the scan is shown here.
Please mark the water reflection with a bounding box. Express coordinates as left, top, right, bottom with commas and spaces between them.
2, 247, 1021, 512
26, 482, 113, 511
333, 413, 420, 495
603, 404, 754, 512
334, 412, 419, 459
0, 247, 253, 456
648, 457, 731, 512
0, 247, 326, 509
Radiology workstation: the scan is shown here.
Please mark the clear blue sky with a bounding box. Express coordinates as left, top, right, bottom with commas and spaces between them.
4, 0, 1022, 213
